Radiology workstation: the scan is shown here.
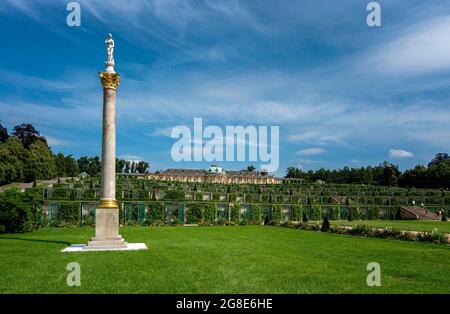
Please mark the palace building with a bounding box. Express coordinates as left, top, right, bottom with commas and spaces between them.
144, 165, 281, 184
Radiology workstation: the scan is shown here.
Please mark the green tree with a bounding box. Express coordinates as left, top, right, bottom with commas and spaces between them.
25, 140, 56, 181
55, 152, 67, 177
87, 156, 101, 177
77, 156, 90, 173
116, 158, 126, 173
0, 122, 9, 143
65, 155, 79, 177
12, 123, 47, 149
0, 137, 28, 183
136, 161, 149, 174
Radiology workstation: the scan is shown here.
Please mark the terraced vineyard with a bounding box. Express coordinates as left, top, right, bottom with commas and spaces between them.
39, 176, 450, 226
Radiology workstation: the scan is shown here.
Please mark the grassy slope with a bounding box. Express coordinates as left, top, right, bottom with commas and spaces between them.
328, 220, 450, 233
0, 226, 449, 294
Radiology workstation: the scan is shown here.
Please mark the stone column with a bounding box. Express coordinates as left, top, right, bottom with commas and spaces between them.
85, 52, 127, 249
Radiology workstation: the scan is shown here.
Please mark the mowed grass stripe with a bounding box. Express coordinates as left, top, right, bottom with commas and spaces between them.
0, 226, 448, 293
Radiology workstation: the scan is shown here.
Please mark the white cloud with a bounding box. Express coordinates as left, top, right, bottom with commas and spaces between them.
361, 16, 450, 76
149, 127, 174, 137
388, 149, 414, 159
296, 148, 326, 156
118, 154, 144, 162
45, 135, 71, 147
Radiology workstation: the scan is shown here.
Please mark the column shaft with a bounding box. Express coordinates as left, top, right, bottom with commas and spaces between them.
100, 88, 117, 202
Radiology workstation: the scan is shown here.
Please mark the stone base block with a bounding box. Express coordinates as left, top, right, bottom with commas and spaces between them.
84, 235, 127, 250
61, 243, 147, 252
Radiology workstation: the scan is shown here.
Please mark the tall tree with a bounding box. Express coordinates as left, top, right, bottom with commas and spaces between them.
246, 165, 256, 172
65, 155, 79, 177
77, 156, 90, 173
136, 161, 149, 174
87, 156, 101, 177
12, 123, 47, 149
0, 137, 28, 183
0, 122, 9, 143
55, 152, 67, 177
116, 158, 126, 173
25, 140, 56, 181
428, 153, 450, 167
124, 161, 131, 174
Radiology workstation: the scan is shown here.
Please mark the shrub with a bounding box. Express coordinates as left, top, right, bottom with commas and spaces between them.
251, 204, 261, 225
186, 203, 203, 224
60, 202, 80, 225
271, 205, 282, 224
203, 204, 216, 224
441, 209, 448, 222
302, 212, 309, 222
331, 205, 340, 220
147, 202, 164, 224
231, 203, 240, 224
395, 207, 402, 220
292, 204, 302, 221
311, 205, 322, 221
217, 217, 226, 226
417, 229, 448, 244
0, 189, 44, 233
366, 206, 380, 220
320, 216, 330, 232
195, 192, 203, 201
164, 190, 185, 201
347, 206, 360, 221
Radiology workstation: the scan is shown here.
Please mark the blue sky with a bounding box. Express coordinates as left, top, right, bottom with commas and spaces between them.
1, 0, 450, 176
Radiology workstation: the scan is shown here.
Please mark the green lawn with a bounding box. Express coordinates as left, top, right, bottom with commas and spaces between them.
0, 226, 449, 294
328, 220, 450, 233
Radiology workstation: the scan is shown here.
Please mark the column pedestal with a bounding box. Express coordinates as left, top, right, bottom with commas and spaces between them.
85, 203, 127, 250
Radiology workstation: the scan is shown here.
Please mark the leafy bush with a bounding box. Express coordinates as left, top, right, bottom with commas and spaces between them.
0, 189, 44, 233
302, 212, 309, 222
186, 203, 203, 224
251, 204, 261, 225
203, 204, 216, 224
366, 206, 380, 220
195, 192, 203, 201
217, 217, 226, 226
320, 216, 330, 232
292, 204, 302, 221
441, 209, 448, 222
271, 205, 282, 224
60, 202, 80, 225
311, 205, 322, 221
347, 206, 360, 221
231, 203, 240, 224
164, 190, 185, 201
147, 202, 164, 224
417, 229, 448, 244
330, 205, 340, 220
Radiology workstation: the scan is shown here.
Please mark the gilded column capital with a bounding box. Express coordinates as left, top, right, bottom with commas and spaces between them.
99, 72, 120, 90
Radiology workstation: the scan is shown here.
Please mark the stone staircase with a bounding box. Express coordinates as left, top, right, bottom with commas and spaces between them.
399, 206, 442, 220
